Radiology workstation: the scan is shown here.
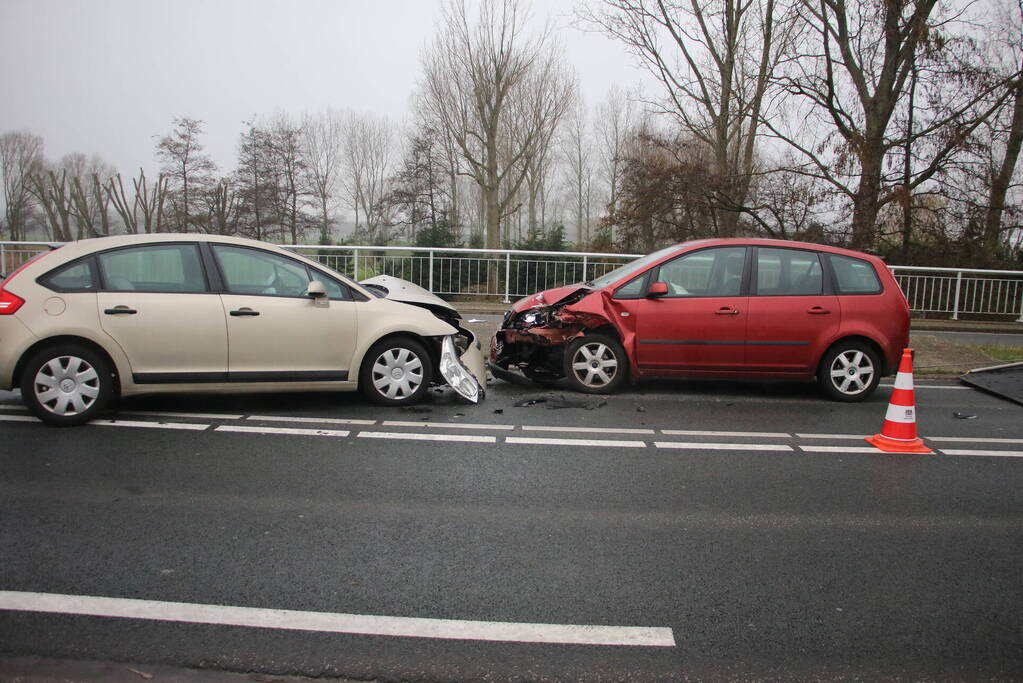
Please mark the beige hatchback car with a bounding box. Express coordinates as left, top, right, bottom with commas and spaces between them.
0, 234, 485, 426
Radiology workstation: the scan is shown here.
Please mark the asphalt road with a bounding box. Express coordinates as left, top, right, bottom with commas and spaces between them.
1, 377, 1021, 681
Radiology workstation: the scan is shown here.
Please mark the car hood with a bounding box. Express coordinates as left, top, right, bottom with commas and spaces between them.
359, 275, 458, 315
511, 283, 594, 313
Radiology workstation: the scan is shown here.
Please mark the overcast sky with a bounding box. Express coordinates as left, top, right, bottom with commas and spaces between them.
0, 0, 652, 176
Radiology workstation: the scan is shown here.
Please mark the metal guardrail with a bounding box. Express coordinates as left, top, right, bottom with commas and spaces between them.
2, 240, 1021, 321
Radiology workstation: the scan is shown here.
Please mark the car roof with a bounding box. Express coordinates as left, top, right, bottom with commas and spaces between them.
674, 237, 884, 263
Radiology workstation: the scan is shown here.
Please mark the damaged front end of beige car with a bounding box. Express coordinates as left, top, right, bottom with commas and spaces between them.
360, 275, 485, 403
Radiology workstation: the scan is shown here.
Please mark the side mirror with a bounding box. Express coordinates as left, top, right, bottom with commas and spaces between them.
306, 280, 327, 298
646, 281, 669, 298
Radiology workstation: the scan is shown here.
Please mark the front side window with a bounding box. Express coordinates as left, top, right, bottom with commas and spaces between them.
755, 247, 823, 296
214, 245, 348, 299
828, 254, 882, 294
654, 246, 746, 297
98, 244, 207, 293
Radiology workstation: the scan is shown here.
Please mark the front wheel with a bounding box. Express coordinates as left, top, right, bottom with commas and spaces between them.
20, 345, 115, 426
562, 334, 627, 394
818, 341, 881, 402
359, 337, 433, 406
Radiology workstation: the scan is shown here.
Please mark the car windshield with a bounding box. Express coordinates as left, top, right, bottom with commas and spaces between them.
588, 244, 679, 289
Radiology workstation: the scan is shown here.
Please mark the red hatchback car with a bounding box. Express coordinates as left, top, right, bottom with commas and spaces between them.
489, 238, 910, 401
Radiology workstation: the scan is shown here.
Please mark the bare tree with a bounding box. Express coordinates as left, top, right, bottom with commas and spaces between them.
302, 109, 344, 244
585, 0, 798, 236
561, 99, 597, 246
0, 130, 43, 240
595, 85, 637, 237
266, 114, 309, 245
421, 0, 574, 251
341, 111, 396, 244
156, 117, 216, 232
235, 120, 276, 241
28, 169, 75, 242
107, 170, 170, 234
60, 153, 115, 238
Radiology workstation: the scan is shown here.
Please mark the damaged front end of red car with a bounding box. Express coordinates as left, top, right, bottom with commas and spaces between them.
488, 286, 633, 388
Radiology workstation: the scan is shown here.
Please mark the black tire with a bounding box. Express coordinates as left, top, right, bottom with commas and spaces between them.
20, 344, 115, 426
817, 341, 881, 402
359, 337, 434, 406
562, 333, 627, 394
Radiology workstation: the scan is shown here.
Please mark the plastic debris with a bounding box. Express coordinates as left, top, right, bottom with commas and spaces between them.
953, 411, 977, 419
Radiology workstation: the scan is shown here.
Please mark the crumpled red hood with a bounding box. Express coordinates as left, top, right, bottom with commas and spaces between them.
510, 284, 593, 313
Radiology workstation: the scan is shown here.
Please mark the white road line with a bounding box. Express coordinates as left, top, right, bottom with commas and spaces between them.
0, 591, 675, 648
654, 442, 792, 451
246, 415, 376, 426
521, 425, 656, 435
942, 449, 1023, 458
928, 436, 1023, 444
796, 433, 868, 440
358, 431, 496, 444
0, 404, 25, 411
799, 446, 882, 454
660, 429, 790, 438
216, 425, 350, 438
91, 420, 209, 431
880, 383, 971, 390
0, 414, 37, 423
122, 410, 245, 420
383, 420, 515, 431
506, 436, 647, 448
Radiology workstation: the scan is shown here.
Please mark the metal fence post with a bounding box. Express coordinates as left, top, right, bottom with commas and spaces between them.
0, 243, 6, 277
504, 252, 511, 304
429, 250, 435, 293
1017, 281, 1023, 323
582, 255, 588, 282
353, 247, 359, 280
952, 271, 963, 320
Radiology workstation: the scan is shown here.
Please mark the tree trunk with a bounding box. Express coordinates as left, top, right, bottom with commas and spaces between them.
983, 73, 1023, 263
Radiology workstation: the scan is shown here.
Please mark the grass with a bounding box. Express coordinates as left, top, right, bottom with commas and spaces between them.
971, 345, 1023, 362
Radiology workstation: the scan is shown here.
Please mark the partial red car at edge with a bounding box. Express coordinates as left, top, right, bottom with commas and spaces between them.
489, 238, 910, 401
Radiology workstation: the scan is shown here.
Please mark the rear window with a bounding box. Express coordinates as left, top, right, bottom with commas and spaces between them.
828, 254, 883, 294
39, 260, 97, 292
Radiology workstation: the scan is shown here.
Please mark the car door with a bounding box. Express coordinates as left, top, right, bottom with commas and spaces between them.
624, 246, 749, 373
744, 246, 841, 373
95, 242, 229, 381
211, 244, 358, 381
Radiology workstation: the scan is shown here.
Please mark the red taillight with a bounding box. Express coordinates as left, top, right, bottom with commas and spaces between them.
0, 249, 58, 316
0, 289, 25, 315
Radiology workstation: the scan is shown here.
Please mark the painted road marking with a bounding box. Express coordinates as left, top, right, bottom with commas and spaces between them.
928, 436, 1023, 444
383, 420, 515, 430
0, 414, 38, 423
654, 442, 792, 451
799, 446, 883, 454
92, 419, 209, 431
0, 591, 675, 648
881, 384, 972, 390
247, 415, 376, 426
122, 410, 245, 421
216, 425, 350, 438
506, 436, 646, 448
795, 433, 868, 440
358, 431, 496, 444
942, 449, 1023, 458
661, 429, 789, 438
521, 425, 656, 435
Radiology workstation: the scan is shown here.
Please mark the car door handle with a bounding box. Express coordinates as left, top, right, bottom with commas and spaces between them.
808, 306, 831, 314
715, 307, 740, 315
230, 308, 260, 317
103, 306, 137, 315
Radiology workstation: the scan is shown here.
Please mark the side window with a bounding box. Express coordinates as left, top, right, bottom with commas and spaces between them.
613, 274, 647, 299
655, 247, 746, 297
755, 248, 823, 296
98, 244, 207, 293
40, 260, 97, 292
828, 254, 882, 294
214, 245, 348, 299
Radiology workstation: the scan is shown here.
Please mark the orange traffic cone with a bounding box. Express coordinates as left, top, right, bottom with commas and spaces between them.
865, 349, 931, 453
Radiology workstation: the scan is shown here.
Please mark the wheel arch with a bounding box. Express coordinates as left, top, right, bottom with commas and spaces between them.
14, 335, 121, 394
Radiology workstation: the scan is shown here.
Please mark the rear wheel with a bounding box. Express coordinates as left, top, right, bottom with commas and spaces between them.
359, 337, 433, 406
562, 334, 627, 394
818, 341, 880, 402
20, 345, 114, 426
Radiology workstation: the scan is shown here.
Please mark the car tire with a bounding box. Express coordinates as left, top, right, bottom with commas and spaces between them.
20, 344, 115, 427
562, 334, 627, 394
359, 337, 433, 406
818, 341, 881, 402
